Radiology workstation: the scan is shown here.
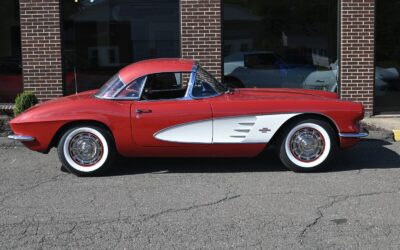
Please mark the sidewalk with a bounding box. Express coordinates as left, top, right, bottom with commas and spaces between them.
362, 117, 400, 142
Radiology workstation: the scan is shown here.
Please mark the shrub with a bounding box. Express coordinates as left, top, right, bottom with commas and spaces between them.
13, 91, 39, 116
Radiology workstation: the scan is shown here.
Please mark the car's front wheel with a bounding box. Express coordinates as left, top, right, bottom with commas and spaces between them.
278, 119, 337, 172
57, 125, 115, 176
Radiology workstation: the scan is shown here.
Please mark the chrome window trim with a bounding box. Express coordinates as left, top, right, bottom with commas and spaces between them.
95, 62, 224, 102
183, 63, 199, 100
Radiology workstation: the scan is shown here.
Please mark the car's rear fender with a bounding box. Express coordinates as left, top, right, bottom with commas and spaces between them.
269, 109, 364, 149
268, 113, 340, 147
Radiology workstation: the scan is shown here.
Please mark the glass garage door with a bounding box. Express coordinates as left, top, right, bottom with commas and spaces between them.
223, 0, 338, 93
62, 0, 180, 95
375, 0, 400, 114
0, 0, 22, 103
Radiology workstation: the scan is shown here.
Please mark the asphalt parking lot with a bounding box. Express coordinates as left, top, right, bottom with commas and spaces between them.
0, 132, 399, 249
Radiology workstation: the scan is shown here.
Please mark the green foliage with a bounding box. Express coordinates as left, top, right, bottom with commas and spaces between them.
13, 91, 38, 116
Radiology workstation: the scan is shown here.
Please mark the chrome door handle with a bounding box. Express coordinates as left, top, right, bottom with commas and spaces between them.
136, 109, 152, 114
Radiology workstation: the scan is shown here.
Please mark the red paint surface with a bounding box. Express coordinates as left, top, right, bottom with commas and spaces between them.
119, 58, 194, 84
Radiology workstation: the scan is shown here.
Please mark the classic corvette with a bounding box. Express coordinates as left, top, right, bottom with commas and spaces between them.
8, 58, 368, 176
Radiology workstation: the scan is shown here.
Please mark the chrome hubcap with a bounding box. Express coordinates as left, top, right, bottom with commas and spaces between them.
68, 132, 103, 166
290, 128, 325, 162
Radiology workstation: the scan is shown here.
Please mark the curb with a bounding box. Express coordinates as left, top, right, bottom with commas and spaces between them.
394, 130, 400, 142
361, 120, 399, 142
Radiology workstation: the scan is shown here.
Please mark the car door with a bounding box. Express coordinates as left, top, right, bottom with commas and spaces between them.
133, 99, 212, 147
131, 72, 213, 147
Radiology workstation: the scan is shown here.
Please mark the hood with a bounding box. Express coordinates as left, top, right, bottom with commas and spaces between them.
24, 90, 97, 112
12, 90, 98, 123
48, 89, 97, 103
229, 88, 338, 101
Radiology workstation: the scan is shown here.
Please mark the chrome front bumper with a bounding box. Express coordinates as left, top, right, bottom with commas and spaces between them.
8, 134, 35, 142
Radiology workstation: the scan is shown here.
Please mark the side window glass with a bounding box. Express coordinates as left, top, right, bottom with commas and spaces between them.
141, 72, 190, 100
192, 69, 218, 98
117, 76, 146, 98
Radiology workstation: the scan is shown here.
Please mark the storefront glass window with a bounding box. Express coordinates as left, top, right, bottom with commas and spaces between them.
62, 0, 180, 95
223, 0, 338, 92
0, 0, 22, 102
375, 0, 400, 114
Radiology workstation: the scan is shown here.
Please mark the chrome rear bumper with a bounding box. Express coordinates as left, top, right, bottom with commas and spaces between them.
339, 128, 369, 138
8, 134, 35, 142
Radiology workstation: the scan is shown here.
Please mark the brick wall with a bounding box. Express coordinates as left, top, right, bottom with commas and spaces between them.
16, 0, 378, 114
340, 0, 375, 116
180, 0, 222, 80
19, 0, 63, 101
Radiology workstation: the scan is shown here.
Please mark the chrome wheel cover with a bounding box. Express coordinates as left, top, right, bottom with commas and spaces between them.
68, 132, 103, 166
289, 128, 325, 162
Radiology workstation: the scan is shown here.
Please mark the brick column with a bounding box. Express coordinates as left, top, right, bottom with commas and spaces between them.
19, 0, 63, 101
340, 0, 375, 116
180, 0, 222, 80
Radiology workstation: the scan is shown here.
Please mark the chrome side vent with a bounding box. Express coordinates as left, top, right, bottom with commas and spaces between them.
238, 122, 255, 126
234, 129, 251, 133
229, 122, 255, 139
230, 135, 246, 138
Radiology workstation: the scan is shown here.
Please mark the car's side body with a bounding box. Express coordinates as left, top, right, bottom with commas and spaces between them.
10, 59, 364, 156
8, 58, 367, 175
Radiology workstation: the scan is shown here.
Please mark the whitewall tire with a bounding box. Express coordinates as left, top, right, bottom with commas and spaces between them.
57, 125, 116, 176
278, 119, 337, 172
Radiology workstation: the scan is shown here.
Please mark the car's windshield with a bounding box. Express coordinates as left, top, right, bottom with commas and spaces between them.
95, 74, 125, 98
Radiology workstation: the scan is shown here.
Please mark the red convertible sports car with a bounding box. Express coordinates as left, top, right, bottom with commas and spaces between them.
8, 58, 368, 176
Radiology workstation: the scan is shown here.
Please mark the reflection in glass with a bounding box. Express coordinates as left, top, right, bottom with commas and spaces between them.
375, 0, 400, 114
62, 0, 180, 95
0, 0, 22, 102
223, 0, 338, 92
95, 74, 124, 98
117, 76, 146, 99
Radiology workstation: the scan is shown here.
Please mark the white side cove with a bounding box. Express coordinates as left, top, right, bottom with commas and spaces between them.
154, 113, 300, 144
155, 120, 213, 143
213, 114, 299, 143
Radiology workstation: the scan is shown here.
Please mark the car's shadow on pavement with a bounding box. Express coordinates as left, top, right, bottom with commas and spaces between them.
102, 138, 399, 176
332, 139, 400, 172
109, 148, 287, 176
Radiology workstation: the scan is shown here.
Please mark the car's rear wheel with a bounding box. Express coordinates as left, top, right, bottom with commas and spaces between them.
277, 119, 337, 172
57, 125, 115, 176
